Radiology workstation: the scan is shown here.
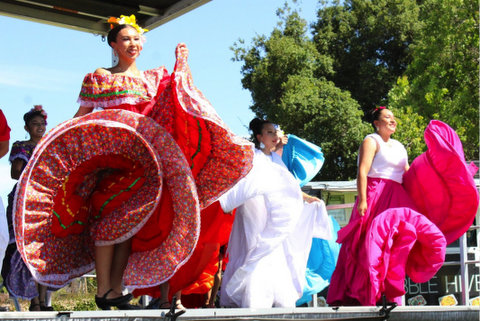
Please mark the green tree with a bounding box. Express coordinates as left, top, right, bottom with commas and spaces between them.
233, 5, 369, 180
388, 0, 479, 160
312, 0, 421, 114
388, 76, 427, 162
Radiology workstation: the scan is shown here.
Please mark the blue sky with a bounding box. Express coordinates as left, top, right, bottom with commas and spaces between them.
0, 0, 320, 203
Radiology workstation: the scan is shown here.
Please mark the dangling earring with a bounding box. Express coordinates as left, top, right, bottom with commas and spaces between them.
259, 142, 265, 149
375, 126, 379, 132
113, 50, 118, 57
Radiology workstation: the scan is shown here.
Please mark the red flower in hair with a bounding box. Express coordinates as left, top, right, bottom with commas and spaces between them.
31, 105, 48, 122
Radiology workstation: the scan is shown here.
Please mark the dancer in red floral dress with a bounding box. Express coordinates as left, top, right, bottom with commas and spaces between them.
14, 15, 253, 310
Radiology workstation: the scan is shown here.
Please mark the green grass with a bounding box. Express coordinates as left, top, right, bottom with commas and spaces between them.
0, 277, 99, 311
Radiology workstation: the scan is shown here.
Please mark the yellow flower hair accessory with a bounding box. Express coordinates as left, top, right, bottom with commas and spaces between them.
108, 14, 148, 35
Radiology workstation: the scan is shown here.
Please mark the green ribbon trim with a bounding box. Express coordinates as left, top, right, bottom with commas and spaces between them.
53, 210, 86, 230
53, 176, 143, 229
190, 118, 202, 170
80, 90, 146, 99
95, 176, 143, 219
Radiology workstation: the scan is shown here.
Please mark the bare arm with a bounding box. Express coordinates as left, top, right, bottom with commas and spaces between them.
0, 140, 8, 159
302, 191, 321, 204
74, 106, 93, 118
11, 158, 26, 180
356, 137, 377, 216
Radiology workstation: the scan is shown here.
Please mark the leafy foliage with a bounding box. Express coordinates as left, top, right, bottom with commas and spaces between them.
232, 5, 368, 180
312, 0, 421, 113
388, 76, 427, 162
233, 0, 478, 180
388, 0, 479, 160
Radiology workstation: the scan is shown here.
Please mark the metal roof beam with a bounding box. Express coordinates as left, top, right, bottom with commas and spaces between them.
0, 1, 107, 34
143, 0, 210, 30
138, 5, 161, 17
14, 0, 138, 17
0, 0, 209, 34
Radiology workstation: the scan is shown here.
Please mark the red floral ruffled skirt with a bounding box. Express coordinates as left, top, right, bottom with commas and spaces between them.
14, 45, 254, 290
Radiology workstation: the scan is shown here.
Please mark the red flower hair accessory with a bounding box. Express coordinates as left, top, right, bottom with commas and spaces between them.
30, 105, 48, 124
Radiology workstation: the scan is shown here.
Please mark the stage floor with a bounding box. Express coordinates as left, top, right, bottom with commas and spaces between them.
0, 306, 478, 321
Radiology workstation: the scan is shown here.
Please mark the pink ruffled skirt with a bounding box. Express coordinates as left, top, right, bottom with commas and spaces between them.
327, 178, 445, 306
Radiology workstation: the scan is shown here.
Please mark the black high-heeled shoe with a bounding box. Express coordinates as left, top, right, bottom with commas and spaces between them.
95, 289, 133, 310
39, 301, 54, 311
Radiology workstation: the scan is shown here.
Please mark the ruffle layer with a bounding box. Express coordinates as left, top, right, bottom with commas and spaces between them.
77, 67, 168, 110
14, 110, 200, 288
367, 207, 446, 305
20, 43, 254, 292
132, 201, 235, 299
328, 120, 473, 306
76, 44, 254, 209
169, 45, 253, 208
403, 120, 479, 244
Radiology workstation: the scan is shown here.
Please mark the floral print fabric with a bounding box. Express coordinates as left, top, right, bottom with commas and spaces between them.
15, 110, 199, 287
16, 43, 254, 290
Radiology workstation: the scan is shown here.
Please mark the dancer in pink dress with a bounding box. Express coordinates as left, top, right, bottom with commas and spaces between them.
327, 107, 447, 306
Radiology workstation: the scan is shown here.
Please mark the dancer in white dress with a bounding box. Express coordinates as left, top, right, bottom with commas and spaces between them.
219, 119, 330, 308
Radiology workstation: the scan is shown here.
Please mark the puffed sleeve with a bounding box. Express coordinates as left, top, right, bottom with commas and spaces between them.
9, 141, 30, 164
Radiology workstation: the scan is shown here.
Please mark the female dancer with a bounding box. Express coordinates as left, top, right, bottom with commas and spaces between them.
72, 18, 149, 310
2, 106, 54, 311
326, 107, 447, 306
219, 118, 328, 308
13, 16, 252, 310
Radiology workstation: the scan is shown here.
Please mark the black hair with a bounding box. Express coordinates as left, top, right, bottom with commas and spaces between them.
367, 107, 389, 131
107, 24, 135, 47
249, 118, 272, 148
23, 110, 46, 127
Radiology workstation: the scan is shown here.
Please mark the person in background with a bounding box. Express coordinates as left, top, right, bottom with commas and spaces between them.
1, 106, 53, 311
